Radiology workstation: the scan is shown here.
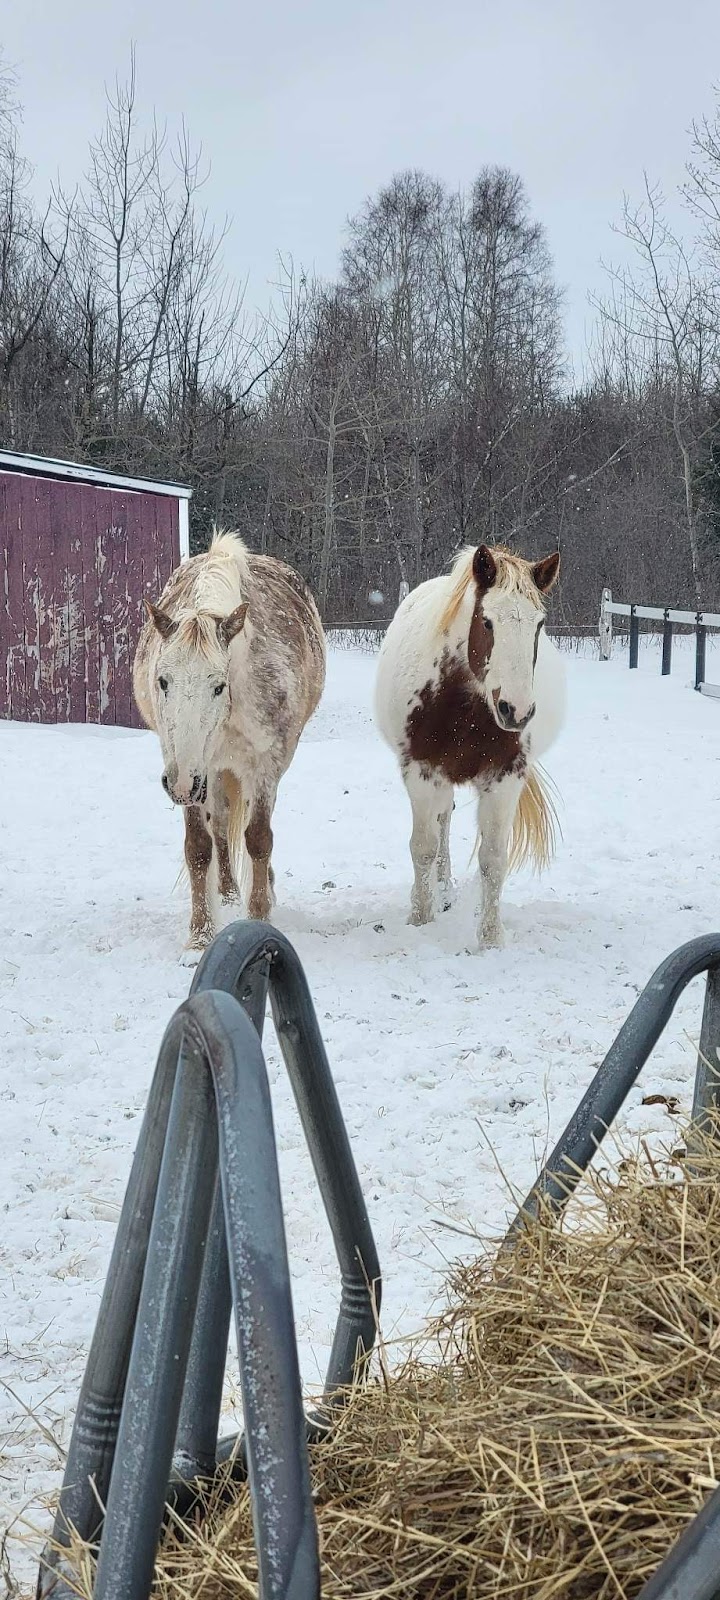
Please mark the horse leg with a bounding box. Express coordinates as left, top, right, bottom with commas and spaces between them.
475, 777, 522, 949
245, 787, 276, 921
210, 775, 243, 919
437, 798, 455, 911
182, 805, 214, 962
404, 763, 451, 926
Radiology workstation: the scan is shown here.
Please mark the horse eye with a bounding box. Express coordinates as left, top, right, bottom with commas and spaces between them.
484, 618, 494, 632
158, 676, 168, 693
213, 682, 226, 697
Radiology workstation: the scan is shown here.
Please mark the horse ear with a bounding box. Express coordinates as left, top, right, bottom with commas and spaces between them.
472, 545, 497, 594
532, 552, 560, 594
144, 598, 177, 639
217, 604, 248, 648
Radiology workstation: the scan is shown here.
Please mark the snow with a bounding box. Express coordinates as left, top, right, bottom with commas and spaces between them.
2, 635, 720, 1592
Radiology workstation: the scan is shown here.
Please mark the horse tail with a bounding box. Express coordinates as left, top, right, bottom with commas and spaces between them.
223, 769, 251, 902
508, 765, 560, 875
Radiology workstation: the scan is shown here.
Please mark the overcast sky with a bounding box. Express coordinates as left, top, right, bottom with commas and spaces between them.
3, 0, 719, 377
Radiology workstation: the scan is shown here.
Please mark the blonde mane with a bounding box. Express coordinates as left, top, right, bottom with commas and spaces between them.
174, 613, 228, 663
438, 545, 546, 636
166, 528, 251, 662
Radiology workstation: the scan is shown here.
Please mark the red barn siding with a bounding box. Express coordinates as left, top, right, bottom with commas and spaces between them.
0, 471, 181, 726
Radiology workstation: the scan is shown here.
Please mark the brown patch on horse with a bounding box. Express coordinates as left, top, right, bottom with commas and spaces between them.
404, 650, 525, 787
467, 598, 495, 679
212, 819, 239, 903
532, 617, 543, 670
245, 795, 274, 920
183, 806, 214, 947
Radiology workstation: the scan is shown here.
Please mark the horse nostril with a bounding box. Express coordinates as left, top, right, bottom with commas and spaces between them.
189, 774, 207, 803
498, 699, 514, 724
161, 773, 170, 793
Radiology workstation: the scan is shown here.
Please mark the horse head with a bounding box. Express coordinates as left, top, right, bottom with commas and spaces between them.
468, 545, 560, 732
145, 599, 247, 806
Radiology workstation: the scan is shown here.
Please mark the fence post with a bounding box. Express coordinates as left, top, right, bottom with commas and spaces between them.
695, 613, 707, 692
629, 604, 639, 669
662, 609, 673, 676
599, 588, 612, 660
398, 579, 409, 605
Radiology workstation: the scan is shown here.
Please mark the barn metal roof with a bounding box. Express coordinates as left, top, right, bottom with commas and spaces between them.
0, 449, 192, 499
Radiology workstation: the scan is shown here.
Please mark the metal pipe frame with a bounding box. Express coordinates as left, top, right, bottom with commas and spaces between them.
39, 910, 720, 1599
507, 934, 720, 1234
171, 942, 271, 1489
636, 1480, 720, 1599
38, 922, 379, 1597
506, 934, 720, 1595
177, 922, 381, 1488
38, 989, 318, 1600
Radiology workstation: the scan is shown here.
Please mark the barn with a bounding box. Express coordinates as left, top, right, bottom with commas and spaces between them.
0, 450, 191, 728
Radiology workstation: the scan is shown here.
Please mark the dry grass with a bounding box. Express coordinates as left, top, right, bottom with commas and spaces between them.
61, 1137, 720, 1600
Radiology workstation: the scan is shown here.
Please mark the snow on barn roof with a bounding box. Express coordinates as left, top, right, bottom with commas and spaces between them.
0, 448, 192, 500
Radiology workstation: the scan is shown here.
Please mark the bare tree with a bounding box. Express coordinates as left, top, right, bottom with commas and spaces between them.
597, 179, 714, 606
0, 70, 69, 442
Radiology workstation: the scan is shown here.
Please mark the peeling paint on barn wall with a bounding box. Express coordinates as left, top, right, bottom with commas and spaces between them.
0, 471, 181, 726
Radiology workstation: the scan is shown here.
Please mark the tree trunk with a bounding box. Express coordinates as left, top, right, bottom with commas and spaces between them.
318, 396, 337, 620
410, 444, 423, 584
261, 471, 273, 556
673, 377, 703, 609
358, 444, 371, 558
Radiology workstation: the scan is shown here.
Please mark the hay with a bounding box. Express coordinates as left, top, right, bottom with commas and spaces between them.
67, 1138, 720, 1599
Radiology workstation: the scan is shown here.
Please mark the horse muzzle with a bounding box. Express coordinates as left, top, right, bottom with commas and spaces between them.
162, 772, 208, 806
494, 697, 536, 733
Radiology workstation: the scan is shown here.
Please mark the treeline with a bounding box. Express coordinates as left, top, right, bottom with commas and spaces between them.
2, 56, 720, 624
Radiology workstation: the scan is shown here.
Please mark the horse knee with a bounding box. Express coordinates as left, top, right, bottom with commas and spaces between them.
410, 823, 437, 865
246, 808, 273, 862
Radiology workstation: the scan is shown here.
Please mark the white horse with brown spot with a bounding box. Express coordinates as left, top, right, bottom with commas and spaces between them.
133, 530, 326, 962
375, 544, 566, 948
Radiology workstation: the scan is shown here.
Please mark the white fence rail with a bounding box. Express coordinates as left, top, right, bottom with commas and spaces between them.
599, 588, 720, 696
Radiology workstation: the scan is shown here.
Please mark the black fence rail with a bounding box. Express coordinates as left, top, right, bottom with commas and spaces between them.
599, 588, 720, 695
38, 923, 380, 1600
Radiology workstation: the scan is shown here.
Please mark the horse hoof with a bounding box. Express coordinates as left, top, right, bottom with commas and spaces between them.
478, 926, 505, 951
179, 946, 204, 968
248, 900, 273, 922
408, 908, 433, 927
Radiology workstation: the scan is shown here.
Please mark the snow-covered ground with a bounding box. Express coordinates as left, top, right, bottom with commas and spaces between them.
2, 635, 720, 1591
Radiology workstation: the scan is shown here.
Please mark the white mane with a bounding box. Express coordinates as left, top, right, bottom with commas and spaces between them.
191, 528, 251, 615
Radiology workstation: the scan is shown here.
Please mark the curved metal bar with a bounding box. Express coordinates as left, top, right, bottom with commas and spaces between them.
507, 934, 720, 1237
192, 922, 381, 1393
93, 1012, 219, 1600
170, 921, 381, 1493
38, 1021, 184, 1597
92, 991, 318, 1600
188, 991, 318, 1600
636, 1479, 720, 1599
172, 947, 272, 1487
